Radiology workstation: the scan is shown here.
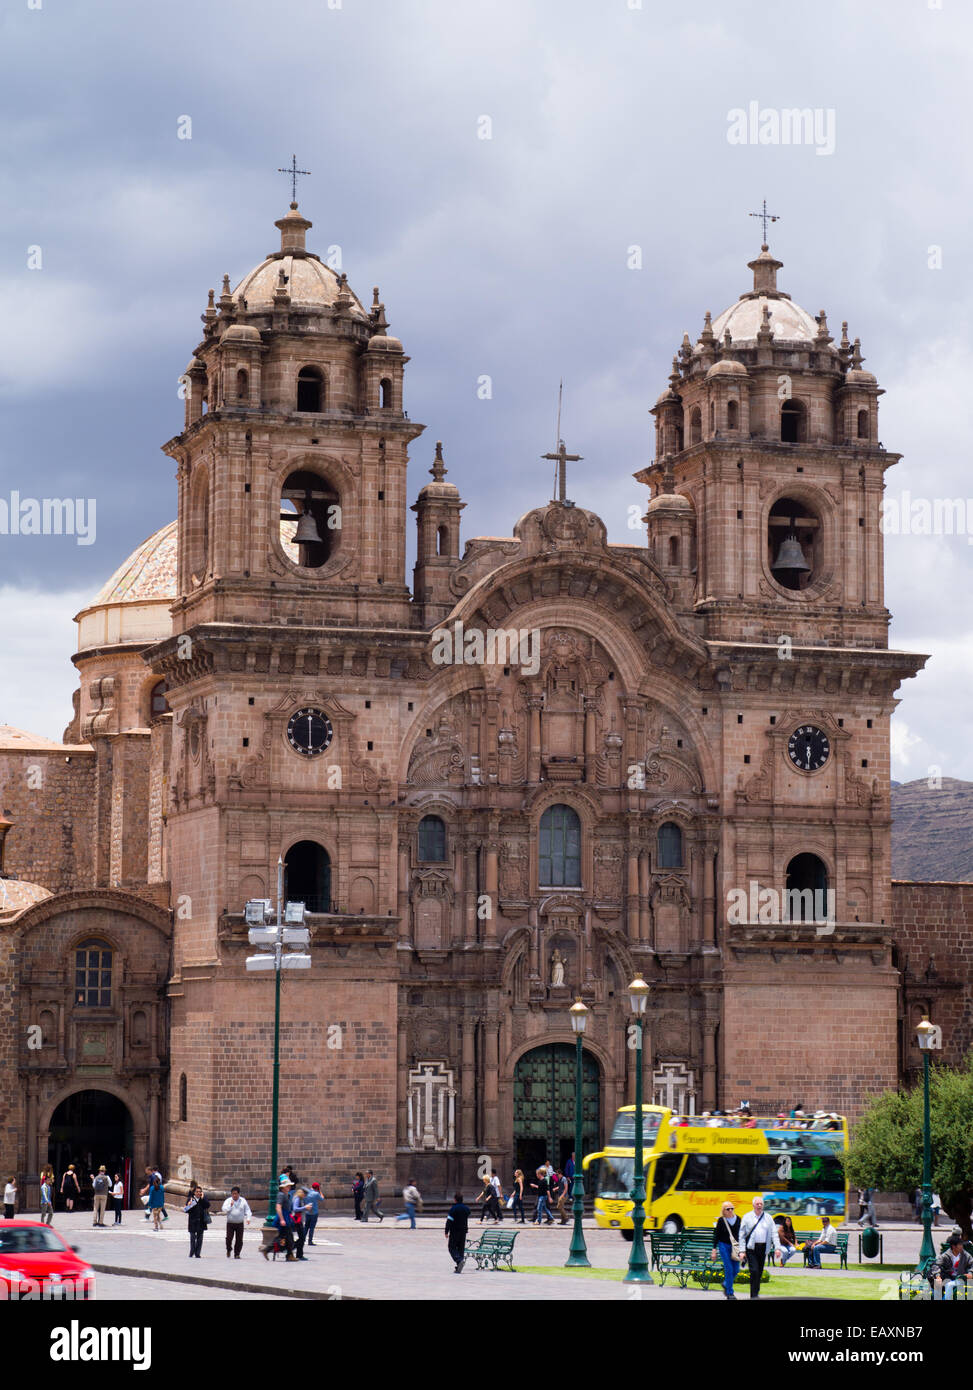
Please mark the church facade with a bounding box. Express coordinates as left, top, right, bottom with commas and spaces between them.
1, 204, 970, 1206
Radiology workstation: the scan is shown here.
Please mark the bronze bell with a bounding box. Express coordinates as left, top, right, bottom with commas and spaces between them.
294, 508, 323, 545
772, 533, 810, 573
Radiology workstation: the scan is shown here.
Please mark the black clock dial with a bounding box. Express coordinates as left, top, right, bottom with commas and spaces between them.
787, 724, 830, 772
286, 707, 334, 758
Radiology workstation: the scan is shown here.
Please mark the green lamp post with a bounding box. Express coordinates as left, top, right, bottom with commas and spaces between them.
565, 997, 591, 1268
915, 1013, 939, 1272
623, 976, 653, 1285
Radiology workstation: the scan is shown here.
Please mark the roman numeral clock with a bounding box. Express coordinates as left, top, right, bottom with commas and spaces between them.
286, 707, 334, 758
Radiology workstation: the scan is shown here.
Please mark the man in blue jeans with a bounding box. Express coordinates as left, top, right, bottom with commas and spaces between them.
530, 1168, 554, 1224
302, 1182, 322, 1245
808, 1217, 839, 1268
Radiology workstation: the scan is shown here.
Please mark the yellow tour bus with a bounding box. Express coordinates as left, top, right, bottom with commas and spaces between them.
584, 1105, 849, 1238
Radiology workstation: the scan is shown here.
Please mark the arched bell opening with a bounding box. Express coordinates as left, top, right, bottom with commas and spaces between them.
279, 469, 340, 570
768, 496, 820, 591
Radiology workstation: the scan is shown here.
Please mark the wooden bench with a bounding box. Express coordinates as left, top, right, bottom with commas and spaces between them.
653, 1231, 724, 1290
802, 1232, 848, 1269
464, 1228, 519, 1272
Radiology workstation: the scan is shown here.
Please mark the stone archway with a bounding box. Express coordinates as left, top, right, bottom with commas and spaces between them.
47, 1090, 134, 1210
512, 1043, 600, 1178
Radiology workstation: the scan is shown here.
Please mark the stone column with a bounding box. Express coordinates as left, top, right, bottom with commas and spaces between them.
465, 841, 479, 943
703, 1023, 717, 1109
461, 1020, 476, 1148
484, 1019, 500, 1158
527, 695, 543, 784
397, 836, 411, 942
639, 851, 650, 944
703, 845, 716, 947
397, 1020, 409, 1151
484, 824, 499, 942
452, 838, 466, 946
583, 695, 598, 783
627, 845, 640, 939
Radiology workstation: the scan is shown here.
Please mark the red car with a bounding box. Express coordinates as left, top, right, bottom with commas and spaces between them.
0, 1220, 95, 1300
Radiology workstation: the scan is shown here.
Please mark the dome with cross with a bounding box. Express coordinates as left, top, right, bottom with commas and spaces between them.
231, 204, 369, 318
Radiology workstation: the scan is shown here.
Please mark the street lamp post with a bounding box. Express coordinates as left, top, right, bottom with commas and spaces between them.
566, 998, 591, 1268
245, 857, 312, 1230
623, 976, 653, 1285
915, 1014, 939, 1272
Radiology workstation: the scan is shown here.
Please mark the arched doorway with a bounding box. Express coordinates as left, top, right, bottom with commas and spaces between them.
48, 1090, 133, 1209
512, 1044, 600, 1177
284, 840, 332, 913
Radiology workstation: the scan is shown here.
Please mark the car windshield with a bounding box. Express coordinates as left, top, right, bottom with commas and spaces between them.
0, 1227, 66, 1254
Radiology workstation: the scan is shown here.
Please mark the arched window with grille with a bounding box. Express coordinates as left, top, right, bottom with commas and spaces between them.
74, 939, 112, 1007
539, 804, 581, 887
417, 815, 446, 862
657, 822, 683, 869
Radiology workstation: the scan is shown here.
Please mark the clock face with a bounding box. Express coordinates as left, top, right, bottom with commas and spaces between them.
787, 725, 831, 773
286, 707, 334, 758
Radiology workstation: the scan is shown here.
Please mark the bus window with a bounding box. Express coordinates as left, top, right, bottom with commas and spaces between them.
677, 1154, 713, 1190
609, 1112, 663, 1147
596, 1157, 634, 1198
651, 1154, 682, 1199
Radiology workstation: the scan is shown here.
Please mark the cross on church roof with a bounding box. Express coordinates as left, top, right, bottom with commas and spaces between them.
542, 440, 583, 505
278, 154, 311, 203
749, 199, 780, 243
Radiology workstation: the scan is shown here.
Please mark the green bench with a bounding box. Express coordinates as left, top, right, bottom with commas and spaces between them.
651, 1231, 724, 1290
801, 1232, 849, 1269
898, 1266, 971, 1300
464, 1228, 518, 1272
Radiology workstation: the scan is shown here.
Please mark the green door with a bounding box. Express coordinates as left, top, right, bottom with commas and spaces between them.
513, 1044, 600, 1177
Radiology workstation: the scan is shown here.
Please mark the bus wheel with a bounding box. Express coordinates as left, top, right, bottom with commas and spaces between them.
661, 1216, 682, 1235
621, 1230, 634, 1242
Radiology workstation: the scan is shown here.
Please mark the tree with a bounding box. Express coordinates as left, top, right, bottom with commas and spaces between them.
845, 1053, 973, 1238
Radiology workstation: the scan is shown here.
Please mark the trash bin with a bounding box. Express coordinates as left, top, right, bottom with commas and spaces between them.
862, 1225, 880, 1259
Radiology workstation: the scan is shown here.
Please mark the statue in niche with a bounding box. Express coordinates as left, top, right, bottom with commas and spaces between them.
550, 950, 565, 987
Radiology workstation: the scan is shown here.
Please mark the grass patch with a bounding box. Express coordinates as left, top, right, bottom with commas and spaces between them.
519, 1266, 899, 1300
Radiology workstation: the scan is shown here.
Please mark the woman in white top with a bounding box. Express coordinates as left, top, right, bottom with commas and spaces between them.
3, 1177, 16, 1219
111, 1174, 125, 1224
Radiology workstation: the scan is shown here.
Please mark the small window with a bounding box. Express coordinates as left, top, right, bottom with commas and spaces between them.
380, 377, 392, 410
780, 400, 806, 443
667, 536, 680, 567
149, 681, 168, 719
689, 406, 702, 445
727, 399, 739, 430
857, 408, 869, 439
437, 524, 449, 556
236, 368, 249, 402
657, 822, 683, 869
179, 1073, 187, 1123
418, 815, 446, 862
74, 939, 112, 1008
539, 804, 581, 887
297, 366, 323, 413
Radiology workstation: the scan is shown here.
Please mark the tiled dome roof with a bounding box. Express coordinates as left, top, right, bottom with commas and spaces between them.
91, 522, 178, 605
0, 877, 52, 916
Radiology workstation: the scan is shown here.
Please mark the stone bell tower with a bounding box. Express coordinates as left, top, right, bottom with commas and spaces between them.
167, 201, 424, 633
638, 240, 927, 1116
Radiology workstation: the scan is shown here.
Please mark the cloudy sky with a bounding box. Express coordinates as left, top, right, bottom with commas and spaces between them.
0, 0, 970, 780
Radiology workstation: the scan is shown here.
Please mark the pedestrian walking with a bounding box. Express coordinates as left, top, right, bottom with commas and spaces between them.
140, 1166, 166, 1222
111, 1173, 124, 1224
509, 1169, 526, 1223
739, 1196, 780, 1299
529, 1168, 555, 1224
475, 1175, 501, 1223
3, 1177, 15, 1219
39, 1174, 54, 1225
913, 1187, 922, 1222
352, 1172, 365, 1221
291, 1188, 309, 1260
60, 1164, 80, 1213
92, 1166, 110, 1226
302, 1182, 322, 1245
183, 1185, 210, 1258
264, 1175, 297, 1261
856, 1186, 879, 1228
221, 1186, 252, 1259
931, 1192, 942, 1227
711, 1200, 742, 1299
554, 1170, 571, 1224
146, 1174, 166, 1231
361, 1170, 383, 1222
445, 1192, 471, 1273
564, 1152, 576, 1187
396, 1179, 421, 1228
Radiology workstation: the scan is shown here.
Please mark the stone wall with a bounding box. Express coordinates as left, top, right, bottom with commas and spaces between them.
0, 747, 96, 894
892, 880, 973, 1076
